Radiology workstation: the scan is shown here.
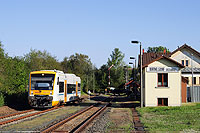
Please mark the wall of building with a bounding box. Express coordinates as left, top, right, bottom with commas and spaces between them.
170, 48, 200, 68
144, 59, 182, 107
182, 74, 200, 86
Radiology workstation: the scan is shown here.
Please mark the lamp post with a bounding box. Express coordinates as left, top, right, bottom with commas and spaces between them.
130, 57, 136, 68
131, 41, 143, 107
130, 57, 136, 80
191, 54, 194, 102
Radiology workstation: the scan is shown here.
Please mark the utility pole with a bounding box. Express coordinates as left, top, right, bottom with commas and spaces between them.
131, 41, 143, 107
93, 66, 95, 94
191, 54, 194, 102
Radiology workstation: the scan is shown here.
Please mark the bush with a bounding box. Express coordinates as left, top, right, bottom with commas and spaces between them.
0, 93, 4, 107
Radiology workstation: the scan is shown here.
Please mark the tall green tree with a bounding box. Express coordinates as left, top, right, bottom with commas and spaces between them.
107, 48, 125, 67
96, 48, 126, 91
108, 48, 125, 89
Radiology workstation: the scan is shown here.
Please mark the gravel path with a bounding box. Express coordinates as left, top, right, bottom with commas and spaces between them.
84, 107, 111, 133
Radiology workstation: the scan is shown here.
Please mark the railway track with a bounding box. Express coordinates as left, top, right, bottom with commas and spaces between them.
42, 97, 112, 133
0, 105, 64, 127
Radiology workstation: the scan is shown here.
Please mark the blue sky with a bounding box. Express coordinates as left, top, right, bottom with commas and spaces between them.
0, 0, 200, 68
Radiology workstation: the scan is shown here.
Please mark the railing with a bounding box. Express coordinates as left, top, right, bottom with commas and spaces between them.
187, 86, 200, 102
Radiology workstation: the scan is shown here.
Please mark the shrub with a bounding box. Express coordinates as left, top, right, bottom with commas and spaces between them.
0, 93, 4, 107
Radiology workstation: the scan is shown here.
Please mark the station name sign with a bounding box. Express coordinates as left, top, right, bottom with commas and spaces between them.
147, 67, 179, 72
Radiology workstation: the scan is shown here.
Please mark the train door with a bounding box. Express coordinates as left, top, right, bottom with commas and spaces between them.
58, 76, 65, 102
64, 80, 67, 102
76, 81, 78, 96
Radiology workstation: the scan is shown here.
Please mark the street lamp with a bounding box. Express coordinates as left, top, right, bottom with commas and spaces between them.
130, 56, 136, 68
131, 40, 143, 107
191, 53, 194, 102
129, 62, 134, 81
130, 57, 137, 68
124, 65, 129, 90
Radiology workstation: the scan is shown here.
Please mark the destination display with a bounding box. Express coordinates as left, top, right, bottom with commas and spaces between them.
147, 67, 179, 72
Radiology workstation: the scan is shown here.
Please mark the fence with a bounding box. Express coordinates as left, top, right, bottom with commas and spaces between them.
187, 86, 200, 102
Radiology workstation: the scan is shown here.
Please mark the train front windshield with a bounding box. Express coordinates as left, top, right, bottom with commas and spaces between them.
31, 74, 55, 90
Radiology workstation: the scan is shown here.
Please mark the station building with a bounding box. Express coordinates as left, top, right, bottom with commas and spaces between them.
142, 54, 184, 107
169, 44, 200, 102
140, 44, 200, 106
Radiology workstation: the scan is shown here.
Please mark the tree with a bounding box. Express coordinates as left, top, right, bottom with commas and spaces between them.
96, 48, 126, 90
0, 42, 5, 106
147, 46, 170, 53
107, 48, 125, 67
24, 49, 62, 71
2, 57, 28, 95
95, 65, 108, 91
61, 53, 94, 93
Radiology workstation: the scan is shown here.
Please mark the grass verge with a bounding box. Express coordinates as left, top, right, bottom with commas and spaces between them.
136, 103, 200, 131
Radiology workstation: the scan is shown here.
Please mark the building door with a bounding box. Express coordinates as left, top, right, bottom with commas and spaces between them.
158, 98, 168, 106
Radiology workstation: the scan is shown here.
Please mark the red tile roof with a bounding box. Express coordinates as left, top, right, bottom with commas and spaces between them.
142, 55, 184, 68
141, 52, 171, 67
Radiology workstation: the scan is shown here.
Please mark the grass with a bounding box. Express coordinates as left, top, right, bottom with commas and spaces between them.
136, 103, 200, 132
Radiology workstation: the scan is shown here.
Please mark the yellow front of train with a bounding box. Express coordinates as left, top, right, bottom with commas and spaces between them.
28, 71, 56, 108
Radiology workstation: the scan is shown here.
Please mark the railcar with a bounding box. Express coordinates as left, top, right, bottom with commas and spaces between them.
28, 70, 81, 108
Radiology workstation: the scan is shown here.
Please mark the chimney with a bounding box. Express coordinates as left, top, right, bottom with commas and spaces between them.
164, 49, 166, 54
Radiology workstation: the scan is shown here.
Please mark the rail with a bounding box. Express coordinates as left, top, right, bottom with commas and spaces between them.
42, 97, 112, 133
0, 105, 64, 126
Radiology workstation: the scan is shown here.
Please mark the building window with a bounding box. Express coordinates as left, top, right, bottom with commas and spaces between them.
182, 60, 184, 66
158, 73, 168, 87
158, 98, 168, 106
186, 60, 189, 66
193, 77, 196, 85
185, 77, 189, 84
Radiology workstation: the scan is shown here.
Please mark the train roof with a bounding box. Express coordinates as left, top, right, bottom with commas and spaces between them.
31, 70, 64, 74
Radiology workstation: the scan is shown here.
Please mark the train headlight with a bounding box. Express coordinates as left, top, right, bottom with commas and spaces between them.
50, 91, 53, 95
31, 91, 33, 95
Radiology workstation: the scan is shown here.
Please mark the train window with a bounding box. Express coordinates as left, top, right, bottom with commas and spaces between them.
57, 77, 59, 85
59, 82, 64, 93
78, 83, 81, 91
31, 74, 55, 90
67, 84, 76, 94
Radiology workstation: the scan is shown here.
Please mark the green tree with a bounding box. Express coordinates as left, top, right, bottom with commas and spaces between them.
24, 49, 62, 71
147, 46, 170, 53
95, 65, 109, 91
108, 48, 125, 89
2, 57, 29, 95
96, 48, 126, 91
61, 53, 94, 93
107, 48, 125, 67
0, 42, 5, 106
